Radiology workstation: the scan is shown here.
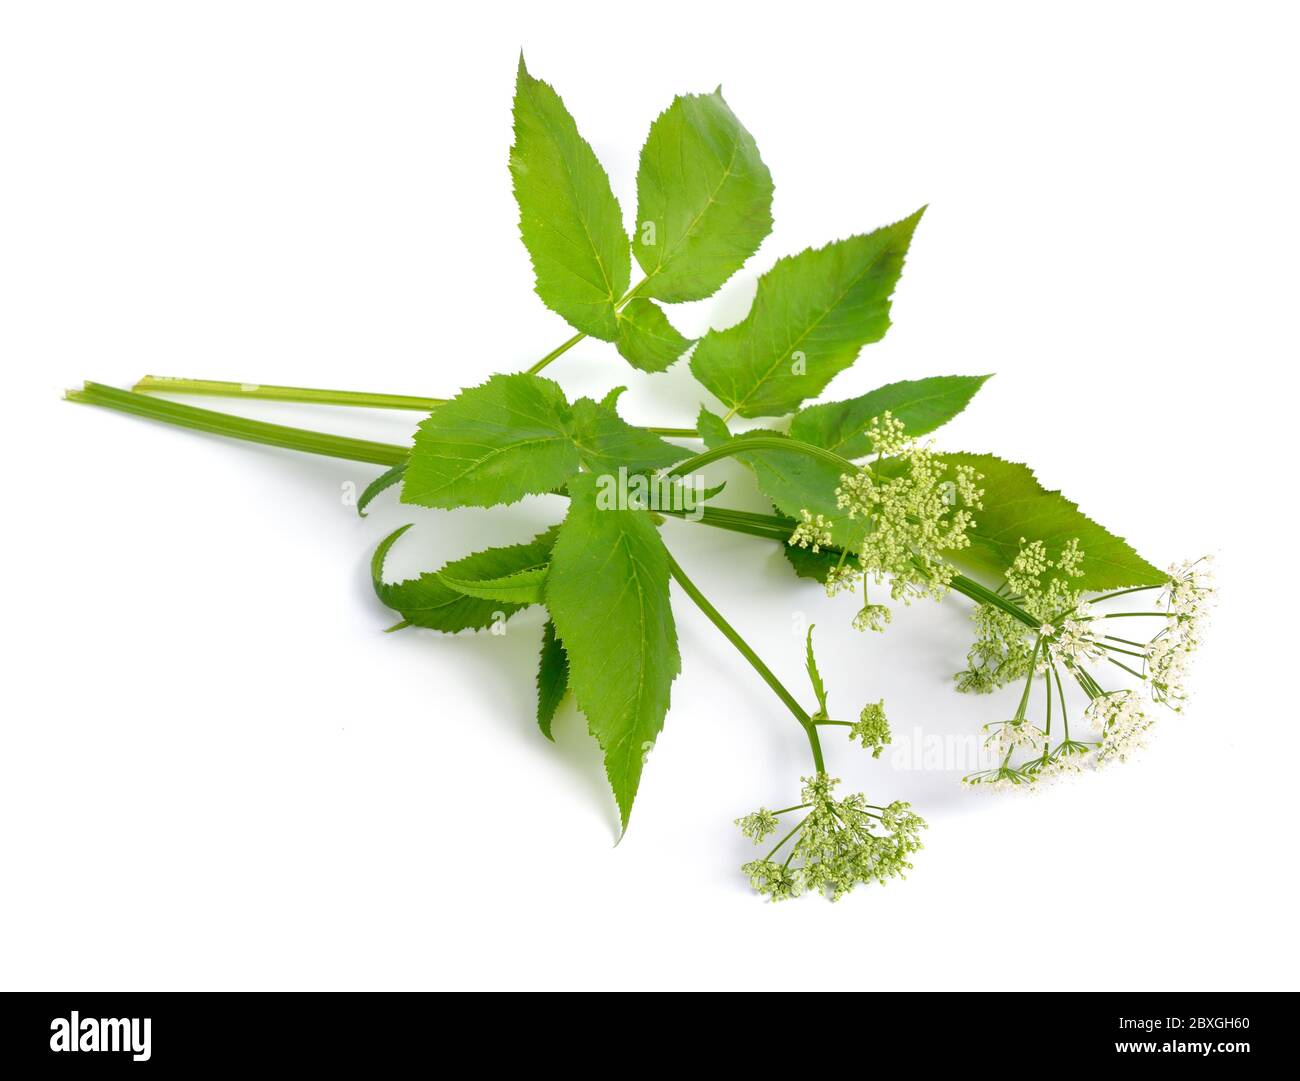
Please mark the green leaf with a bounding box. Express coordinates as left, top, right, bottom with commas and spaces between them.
789, 375, 992, 459
357, 462, 407, 518
536, 620, 568, 741
568, 388, 691, 474
805, 626, 829, 717
783, 543, 841, 583
746, 375, 992, 552
695, 406, 730, 450
725, 430, 867, 551
545, 472, 680, 829
402, 373, 577, 509
403, 376, 689, 510
614, 298, 693, 372
949, 454, 1166, 590
633, 90, 773, 303
438, 566, 548, 605
762, 450, 1163, 591
371, 524, 558, 632
510, 56, 630, 340
740, 375, 987, 555
690, 209, 925, 419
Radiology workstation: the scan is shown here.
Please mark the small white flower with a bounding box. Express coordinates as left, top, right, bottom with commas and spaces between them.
1006, 538, 1053, 596
1146, 630, 1193, 707
1048, 603, 1106, 665
865, 411, 909, 457
822, 564, 859, 598
852, 602, 892, 633
834, 426, 983, 608
1090, 691, 1151, 764
1164, 556, 1216, 626
982, 719, 1047, 755
1139, 556, 1215, 708
788, 509, 833, 553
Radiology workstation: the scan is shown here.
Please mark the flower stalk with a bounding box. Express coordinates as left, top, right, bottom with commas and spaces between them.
664, 550, 825, 773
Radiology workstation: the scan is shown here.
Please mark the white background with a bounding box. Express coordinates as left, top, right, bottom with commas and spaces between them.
3, 1, 1296, 991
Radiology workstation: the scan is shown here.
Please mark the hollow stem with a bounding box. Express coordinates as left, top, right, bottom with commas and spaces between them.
66, 383, 409, 466
134, 376, 446, 412
136, 375, 699, 439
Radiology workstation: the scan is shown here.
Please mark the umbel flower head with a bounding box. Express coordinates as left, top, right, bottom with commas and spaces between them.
833, 414, 983, 606
737, 773, 926, 901
955, 602, 1037, 693
850, 700, 892, 757
958, 540, 1216, 788
982, 718, 1046, 755
1091, 689, 1151, 764
788, 414, 984, 634
788, 509, 833, 553
956, 538, 1084, 693
736, 807, 781, 843
1145, 556, 1215, 709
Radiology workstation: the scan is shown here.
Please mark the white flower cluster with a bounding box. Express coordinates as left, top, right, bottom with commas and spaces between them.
739, 774, 926, 902
822, 563, 860, 598
1091, 690, 1151, 764
962, 541, 1216, 791
851, 602, 892, 633
850, 700, 892, 757
1007, 537, 1085, 619
814, 560, 894, 631
958, 538, 1084, 694
1046, 602, 1106, 665
982, 719, 1046, 756
1146, 557, 1215, 709
834, 415, 983, 606
787, 509, 833, 553
865, 411, 909, 457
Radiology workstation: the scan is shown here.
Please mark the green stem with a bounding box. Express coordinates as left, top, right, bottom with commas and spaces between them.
66, 383, 409, 466
1053, 664, 1071, 739
765, 817, 808, 863
71, 382, 698, 475
1012, 638, 1042, 721
1070, 664, 1106, 699
133, 376, 446, 412
943, 569, 1040, 629
1089, 584, 1165, 605
137, 375, 700, 439
660, 505, 792, 542
667, 435, 859, 479
1106, 657, 1147, 681
72, 381, 1044, 709
647, 426, 700, 438
524, 330, 586, 375
669, 503, 1042, 630
1095, 641, 1147, 660
524, 276, 650, 376
664, 549, 825, 773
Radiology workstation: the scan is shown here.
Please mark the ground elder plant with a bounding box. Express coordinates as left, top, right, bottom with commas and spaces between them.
67, 57, 1214, 902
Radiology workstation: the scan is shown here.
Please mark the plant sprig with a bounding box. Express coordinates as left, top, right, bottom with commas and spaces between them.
68, 55, 1212, 902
